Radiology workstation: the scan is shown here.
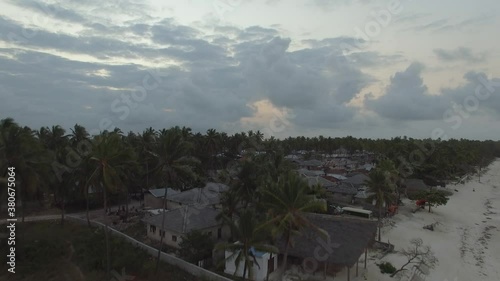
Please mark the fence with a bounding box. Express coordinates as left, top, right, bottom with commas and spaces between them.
1, 215, 233, 281
64, 216, 233, 281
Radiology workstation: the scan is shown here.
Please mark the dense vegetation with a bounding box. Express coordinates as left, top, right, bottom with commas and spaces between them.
0, 220, 201, 281
1, 117, 498, 219
1, 117, 499, 279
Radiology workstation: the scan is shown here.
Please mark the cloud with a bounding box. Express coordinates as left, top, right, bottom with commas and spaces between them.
0, 7, 377, 134
365, 62, 451, 120
310, 0, 371, 10
2, 0, 496, 138
400, 14, 495, 33
365, 63, 500, 122
435, 14, 495, 32
434, 47, 486, 63
442, 71, 500, 115
403, 18, 449, 32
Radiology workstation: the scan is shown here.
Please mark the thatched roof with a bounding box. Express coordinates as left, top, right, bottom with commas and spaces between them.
276, 213, 377, 267
404, 179, 428, 191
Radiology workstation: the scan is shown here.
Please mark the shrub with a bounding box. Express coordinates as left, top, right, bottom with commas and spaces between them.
378, 262, 396, 274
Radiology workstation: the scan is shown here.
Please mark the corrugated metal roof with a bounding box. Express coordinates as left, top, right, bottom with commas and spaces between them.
147, 188, 180, 198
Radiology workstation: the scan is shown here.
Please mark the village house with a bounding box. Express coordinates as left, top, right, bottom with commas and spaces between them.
403, 179, 429, 198
142, 205, 230, 249
165, 182, 229, 210
298, 159, 323, 170
353, 188, 375, 205
342, 173, 370, 189
272, 213, 377, 281
224, 246, 279, 281
144, 187, 180, 209
325, 182, 358, 204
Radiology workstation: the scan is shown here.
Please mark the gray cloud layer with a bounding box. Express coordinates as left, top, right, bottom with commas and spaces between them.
0, 0, 498, 138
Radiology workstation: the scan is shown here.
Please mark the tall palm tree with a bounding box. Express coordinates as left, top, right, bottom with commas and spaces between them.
151, 129, 199, 275
365, 169, 395, 241
86, 132, 136, 216
205, 128, 221, 170
69, 124, 90, 147
0, 119, 45, 222
216, 210, 278, 281
260, 171, 327, 277
216, 189, 241, 242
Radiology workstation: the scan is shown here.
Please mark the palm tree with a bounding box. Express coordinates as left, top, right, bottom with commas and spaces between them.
69, 124, 90, 147
0, 119, 45, 222
377, 158, 403, 203
205, 128, 221, 170
260, 171, 327, 277
216, 189, 241, 242
216, 210, 278, 280
150, 129, 199, 275
86, 132, 136, 216
365, 169, 395, 241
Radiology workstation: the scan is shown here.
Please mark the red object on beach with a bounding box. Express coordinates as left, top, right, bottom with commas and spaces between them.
387, 205, 398, 216
416, 199, 427, 206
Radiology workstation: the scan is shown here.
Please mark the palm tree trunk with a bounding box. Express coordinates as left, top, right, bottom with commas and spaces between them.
86, 189, 90, 227
61, 192, 65, 227
378, 205, 382, 241
243, 260, 248, 281
104, 223, 111, 280
281, 231, 291, 278
103, 186, 107, 216
125, 187, 129, 222
155, 186, 168, 275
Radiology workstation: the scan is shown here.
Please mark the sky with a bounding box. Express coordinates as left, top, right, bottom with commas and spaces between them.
0, 0, 500, 139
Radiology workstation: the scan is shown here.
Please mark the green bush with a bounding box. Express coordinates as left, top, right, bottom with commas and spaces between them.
378, 262, 396, 274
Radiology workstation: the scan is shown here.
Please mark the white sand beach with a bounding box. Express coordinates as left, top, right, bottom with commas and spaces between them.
361, 159, 500, 281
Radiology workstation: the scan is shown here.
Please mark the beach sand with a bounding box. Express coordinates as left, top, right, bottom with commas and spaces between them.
360, 159, 500, 281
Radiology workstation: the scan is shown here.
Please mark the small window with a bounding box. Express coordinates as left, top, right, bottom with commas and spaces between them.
172, 235, 177, 242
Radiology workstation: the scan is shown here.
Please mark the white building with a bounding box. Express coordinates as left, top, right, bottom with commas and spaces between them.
225, 246, 278, 281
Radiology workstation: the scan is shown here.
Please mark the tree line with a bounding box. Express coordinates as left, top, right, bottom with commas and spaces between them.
1, 117, 499, 279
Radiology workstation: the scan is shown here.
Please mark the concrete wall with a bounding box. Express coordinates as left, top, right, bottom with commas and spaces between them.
146, 222, 231, 248
144, 194, 163, 209
165, 201, 222, 211
65, 216, 232, 281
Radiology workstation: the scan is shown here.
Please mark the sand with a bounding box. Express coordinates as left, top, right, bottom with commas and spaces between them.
359, 159, 500, 281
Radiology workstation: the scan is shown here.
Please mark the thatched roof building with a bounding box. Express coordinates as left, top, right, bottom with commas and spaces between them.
276, 213, 377, 269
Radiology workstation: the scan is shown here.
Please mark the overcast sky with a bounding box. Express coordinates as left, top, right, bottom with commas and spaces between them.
1, 0, 499, 139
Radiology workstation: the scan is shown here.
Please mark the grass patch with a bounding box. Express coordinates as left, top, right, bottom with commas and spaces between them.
378, 261, 396, 274
0, 220, 204, 281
